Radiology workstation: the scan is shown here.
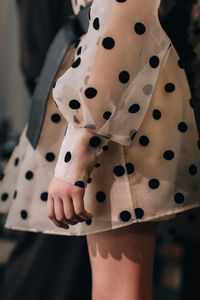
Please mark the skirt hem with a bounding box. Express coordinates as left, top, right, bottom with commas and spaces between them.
3, 201, 200, 236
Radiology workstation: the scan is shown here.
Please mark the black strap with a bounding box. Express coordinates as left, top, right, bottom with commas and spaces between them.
26, 5, 91, 149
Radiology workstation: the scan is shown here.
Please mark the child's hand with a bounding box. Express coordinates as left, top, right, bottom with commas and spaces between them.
46, 176, 93, 229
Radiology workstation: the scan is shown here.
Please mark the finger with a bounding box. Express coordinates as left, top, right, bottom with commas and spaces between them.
54, 197, 66, 222
72, 194, 93, 221
46, 195, 55, 219
52, 218, 70, 230
54, 197, 77, 225
62, 196, 83, 224
47, 196, 69, 229
65, 199, 85, 223
78, 209, 93, 221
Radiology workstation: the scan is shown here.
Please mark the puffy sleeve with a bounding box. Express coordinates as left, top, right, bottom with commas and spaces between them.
52, 0, 171, 188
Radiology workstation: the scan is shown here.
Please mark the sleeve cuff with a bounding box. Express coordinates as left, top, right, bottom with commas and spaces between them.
54, 122, 109, 188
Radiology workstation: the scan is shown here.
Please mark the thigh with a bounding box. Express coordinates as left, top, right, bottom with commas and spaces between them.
86, 221, 156, 300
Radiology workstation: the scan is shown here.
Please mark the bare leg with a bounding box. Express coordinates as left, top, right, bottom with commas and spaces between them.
86, 221, 156, 300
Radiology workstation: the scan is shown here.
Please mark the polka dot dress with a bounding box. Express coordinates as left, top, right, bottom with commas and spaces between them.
0, 0, 200, 237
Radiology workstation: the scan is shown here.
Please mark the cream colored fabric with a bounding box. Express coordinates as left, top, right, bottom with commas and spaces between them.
0, 0, 200, 236
53, 0, 171, 187
54, 0, 170, 146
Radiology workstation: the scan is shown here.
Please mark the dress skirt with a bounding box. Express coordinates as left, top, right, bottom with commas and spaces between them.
0, 38, 200, 236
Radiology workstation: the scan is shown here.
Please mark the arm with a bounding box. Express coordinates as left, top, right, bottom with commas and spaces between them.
53, 0, 170, 188
47, 0, 171, 228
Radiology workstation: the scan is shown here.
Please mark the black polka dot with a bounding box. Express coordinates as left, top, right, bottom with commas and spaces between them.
149, 56, 159, 68
45, 152, 55, 162
87, 177, 92, 183
143, 84, 153, 95
13, 190, 17, 199
128, 104, 140, 113
40, 192, 48, 201
118, 71, 130, 84
102, 37, 115, 49
89, 136, 101, 147
189, 164, 197, 175
149, 179, 160, 189
134, 208, 144, 219
178, 122, 188, 132
113, 165, 125, 176
129, 130, 137, 140
77, 46, 82, 55
139, 135, 149, 146
1, 193, 8, 201
85, 218, 92, 225
134, 22, 146, 34
85, 87, 97, 98
25, 171, 33, 180
165, 82, 175, 93
103, 145, 109, 151
21, 210, 28, 219
93, 17, 100, 30
71, 57, 81, 68
69, 99, 81, 109
119, 210, 132, 222
152, 109, 161, 120
95, 163, 101, 168
116, 0, 127, 2
174, 193, 184, 204
103, 111, 112, 120
14, 157, 19, 166
96, 191, 106, 202
163, 150, 174, 160
126, 163, 134, 174
74, 181, 85, 188
64, 151, 71, 163
51, 113, 61, 123
0, 173, 4, 181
